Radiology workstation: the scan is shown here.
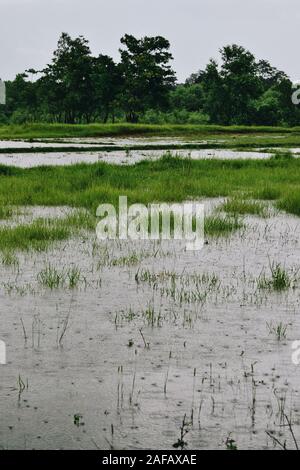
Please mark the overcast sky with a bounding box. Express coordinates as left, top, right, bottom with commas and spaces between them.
0, 0, 299, 82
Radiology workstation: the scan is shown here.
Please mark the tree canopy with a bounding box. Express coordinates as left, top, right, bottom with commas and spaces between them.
1, 34, 299, 126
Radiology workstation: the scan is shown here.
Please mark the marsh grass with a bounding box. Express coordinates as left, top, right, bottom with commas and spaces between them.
0, 157, 276, 209
0, 210, 95, 253
1, 251, 19, 268
258, 263, 292, 291
37, 264, 65, 289
3, 282, 35, 296
266, 321, 289, 341
277, 191, 300, 216
135, 269, 221, 309
0, 206, 13, 220
110, 253, 141, 267
0, 154, 299, 253
37, 263, 84, 289
0, 123, 299, 140
204, 215, 243, 237
0, 155, 300, 219
67, 265, 84, 288
254, 186, 281, 201
221, 198, 268, 217
0, 218, 71, 252
142, 303, 162, 327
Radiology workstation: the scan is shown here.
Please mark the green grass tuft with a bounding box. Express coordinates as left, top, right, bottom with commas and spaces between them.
204, 215, 243, 237
221, 198, 268, 217
258, 263, 291, 291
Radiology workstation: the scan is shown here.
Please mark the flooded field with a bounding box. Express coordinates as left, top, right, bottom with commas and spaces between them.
0, 135, 300, 451
0, 137, 223, 149
0, 148, 275, 168
1, 200, 300, 450
0, 137, 298, 168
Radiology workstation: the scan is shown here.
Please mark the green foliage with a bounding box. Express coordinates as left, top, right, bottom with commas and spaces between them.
186, 44, 299, 126
3, 33, 299, 126
119, 34, 176, 122
1, 122, 299, 141
142, 110, 209, 125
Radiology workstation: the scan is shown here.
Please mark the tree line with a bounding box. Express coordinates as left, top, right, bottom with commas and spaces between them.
1, 32, 299, 126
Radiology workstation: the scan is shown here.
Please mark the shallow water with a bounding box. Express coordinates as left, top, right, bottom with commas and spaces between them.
1, 202, 300, 449
0, 148, 273, 168
0, 137, 223, 149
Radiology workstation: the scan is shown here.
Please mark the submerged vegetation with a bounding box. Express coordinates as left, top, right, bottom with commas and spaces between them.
37, 263, 84, 289
204, 215, 243, 236
0, 211, 94, 252
258, 263, 294, 291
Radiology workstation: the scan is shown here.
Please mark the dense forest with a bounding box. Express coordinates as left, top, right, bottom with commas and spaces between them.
1, 32, 299, 126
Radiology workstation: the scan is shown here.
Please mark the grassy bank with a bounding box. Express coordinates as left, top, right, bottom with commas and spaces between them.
1, 123, 300, 140
0, 153, 299, 214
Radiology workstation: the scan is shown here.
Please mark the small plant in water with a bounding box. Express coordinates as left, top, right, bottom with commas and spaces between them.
37, 263, 84, 289
1, 251, 19, 269
225, 434, 238, 450
173, 414, 191, 450
37, 264, 64, 289
266, 321, 289, 341
258, 262, 291, 291
67, 265, 82, 289
73, 414, 84, 427
270, 263, 291, 290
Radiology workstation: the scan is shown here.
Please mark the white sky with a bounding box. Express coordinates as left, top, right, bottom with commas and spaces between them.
0, 0, 299, 82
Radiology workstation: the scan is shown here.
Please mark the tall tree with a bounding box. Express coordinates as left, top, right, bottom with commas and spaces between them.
219, 44, 260, 124
41, 33, 94, 123
119, 34, 176, 122
91, 55, 122, 122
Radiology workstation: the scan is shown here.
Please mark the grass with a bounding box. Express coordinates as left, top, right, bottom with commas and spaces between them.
266, 321, 289, 341
37, 263, 84, 289
135, 269, 221, 309
0, 154, 299, 213
1, 251, 19, 268
0, 206, 14, 220
2, 124, 300, 150
37, 264, 64, 289
258, 263, 292, 291
67, 265, 82, 288
221, 198, 268, 217
204, 215, 243, 236
1, 123, 300, 139
0, 153, 300, 251
0, 219, 71, 252
277, 191, 300, 216
0, 211, 95, 252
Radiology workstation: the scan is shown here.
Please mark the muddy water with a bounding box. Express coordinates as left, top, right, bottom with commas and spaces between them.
0, 137, 224, 149
1, 202, 300, 449
0, 149, 273, 168
0, 137, 292, 167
